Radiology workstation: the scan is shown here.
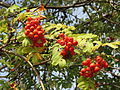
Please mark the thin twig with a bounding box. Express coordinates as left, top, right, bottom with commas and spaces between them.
0, 48, 46, 90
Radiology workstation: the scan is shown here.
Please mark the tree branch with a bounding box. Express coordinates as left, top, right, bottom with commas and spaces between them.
0, 1, 11, 8
102, 70, 120, 78
0, 0, 119, 11
98, 83, 120, 88
0, 48, 46, 90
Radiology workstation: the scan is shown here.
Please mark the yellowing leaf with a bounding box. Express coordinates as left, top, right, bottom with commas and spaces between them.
32, 53, 42, 65
102, 43, 118, 49
59, 59, 66, 68
37, 4, 46, 11
35, 47, 46, 52
36, 53, 43, 60
112, 41, 120, 45
8, 4, 20, 12
92, 41, 102, 51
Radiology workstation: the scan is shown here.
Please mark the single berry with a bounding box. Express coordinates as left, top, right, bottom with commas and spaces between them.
60, 50, 66, 56
33, 30, 38, 34
69, 47, 74, 52
73, 40, 78, 46
67, 42, 72, 47
89, 63, 96, 68
59, 40, 65, 46
64, 46, 69, 51
59, 33, 65, 38
82, 61, 88, 66
94, 66, 100, 72
68, 37, 73, 42
81, 68, 86, 73
27, 17, 33, 21
104, 62, 108, 68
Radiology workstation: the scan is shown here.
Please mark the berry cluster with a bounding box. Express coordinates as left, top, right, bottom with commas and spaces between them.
24, 17, 46, 47
57, 33, 78, 56
80, 56, 108, 78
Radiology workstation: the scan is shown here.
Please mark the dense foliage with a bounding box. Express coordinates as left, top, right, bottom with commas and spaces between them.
0, 0, 120, 90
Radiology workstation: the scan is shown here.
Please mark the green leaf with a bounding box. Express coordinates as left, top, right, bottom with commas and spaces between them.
102, 43, 118, 49
22, 38, 31, 47
32, 54, 39, 65
74, 49, 80, 54
92, 41, 102, 51
77, 33, 98, 39
77, 77, 95, 90
22, 46, 35, 53
83, 42, 93, 53
0, 59, 13, 68
8, 4, 20, 12
51, 52, 62, 66
0, 19, 8, 32
59, 59, 66, 68
77, 39, 86, 48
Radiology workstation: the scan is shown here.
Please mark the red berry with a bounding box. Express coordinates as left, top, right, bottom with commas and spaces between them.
95, 62, 102, 68
64, 37, 69, 42
41, 29, 45, 33
28, 32, 34, 38
25, 22, 30, 25
89, 63, 96, 68
84, 73, 91, 78
80, 72, 84, 76
38, 43, 44, 47
59, 33, 65, 38
96, 56, 103, 62
100, 60, 106, 67
24, 25, 29, 30
82, 61, 88, 66
94, 66, 100, 72
34, 35, 39, 38
70, 51, 75, 55
59, 40, 65, 46
86, 67, 91, 71
34, 24, 38, 28
60, 50, 66, 56
104, 62, 108, 68
86, 58, 91, 66
34, 19, 39, 24
33, 30, 38, 34
57, 39, 61, 43
38, 31, 43, 36
73, 40, 78, 46
81, 68, 86, 73
36, 25, 42, 31
69, 47, 74, 52
27, 17, 33, 21
41, 38, 46, 43
86, 58, 91, 62
24, 30, 30, 35
68, 37, 73, 42
26, 29, 30, 32
30, 26, 34, 31
67, 42, 72, 47
64, 46, 69, 51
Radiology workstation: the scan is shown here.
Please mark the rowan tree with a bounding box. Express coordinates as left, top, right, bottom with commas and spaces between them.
0, 0, 120, 90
